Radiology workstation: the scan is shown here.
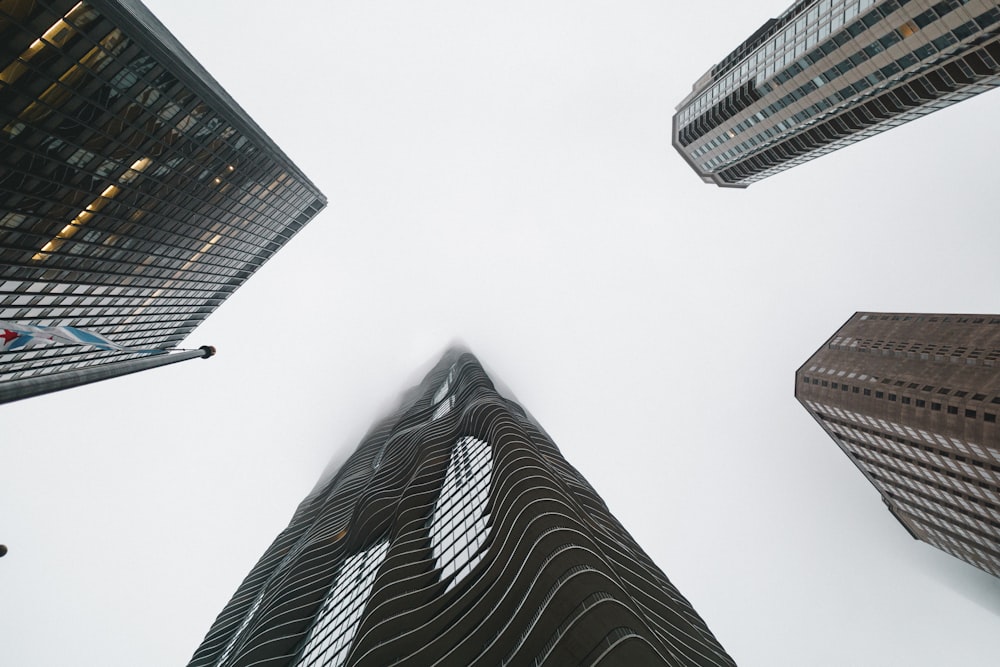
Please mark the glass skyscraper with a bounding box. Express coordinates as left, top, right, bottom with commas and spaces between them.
674, 0, 1000, 187
0, 0, 325, 385
188, 351, 736, 667
797, 312, 1000, 578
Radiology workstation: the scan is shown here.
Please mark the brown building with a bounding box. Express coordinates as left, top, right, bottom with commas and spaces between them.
796, 312, 1000, 578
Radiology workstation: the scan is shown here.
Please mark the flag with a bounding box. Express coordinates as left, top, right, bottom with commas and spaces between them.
0, 321, 164, 354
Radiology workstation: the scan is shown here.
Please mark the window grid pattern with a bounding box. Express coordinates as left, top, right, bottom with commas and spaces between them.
814, 411, 1000, 505
679, 0, 882, 125
293, 540, 390, 667
829, 335, 1000, 366
431, 366, 456, 420
0, 0, 325, 381
801, 371, 1000, 424
427, 435, 493, 591
803, 397, 1000, 577
690, 1, 1000, 168
806, 400, 1000, 478
907, 516, 1000, 576
721, 69, 1000, 185
674, 0, 1000, 186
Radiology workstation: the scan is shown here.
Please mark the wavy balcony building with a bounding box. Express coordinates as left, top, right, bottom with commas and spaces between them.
674, 0, 1000, 187
797, 313, 1000, 578
0, 0, 325, 391
188, 351, 736, 667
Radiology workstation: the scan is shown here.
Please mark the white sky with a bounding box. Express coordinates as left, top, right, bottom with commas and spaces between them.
3, 1, 1000, 665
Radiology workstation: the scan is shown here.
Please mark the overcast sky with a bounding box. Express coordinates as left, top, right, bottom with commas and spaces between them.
2, 1, 1000, 665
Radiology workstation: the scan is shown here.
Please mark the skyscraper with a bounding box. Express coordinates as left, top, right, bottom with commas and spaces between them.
188, 351, 736, 667
673, 0, 1000, 187
0, 0, 325, 386
796, 312, 1000, 578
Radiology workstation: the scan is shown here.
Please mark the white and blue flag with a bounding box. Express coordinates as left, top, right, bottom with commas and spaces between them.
0, 321, 163, 354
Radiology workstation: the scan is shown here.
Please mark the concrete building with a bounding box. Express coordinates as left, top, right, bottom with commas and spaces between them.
797, 312, 1000, 578
674, 0, 1000, 187
188, 351, 736, 667
0, 0, 325, 390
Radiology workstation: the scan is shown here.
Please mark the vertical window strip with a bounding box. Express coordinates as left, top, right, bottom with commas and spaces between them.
431, 365, 457, 420
214, 585, 267, 666
427, 436, 493, 591
294, 540, 390, 667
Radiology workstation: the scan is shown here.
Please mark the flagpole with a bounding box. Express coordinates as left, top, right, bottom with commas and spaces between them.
0, 345, 216, 405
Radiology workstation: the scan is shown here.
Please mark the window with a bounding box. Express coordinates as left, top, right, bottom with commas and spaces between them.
931, 402, 941, 411
902, 397, 911, 405
876, 391, 884, 399
965, 409, 977, 418
294, 540, 391, 667
431, 366, 457, 420
947, 406, 958, 415
931, 32, 958, 51
916, 399, 926, 408
427, 436, 493, 592
985, 413, 996, 423
864, 388, 872, 396
432, 395, 455, 420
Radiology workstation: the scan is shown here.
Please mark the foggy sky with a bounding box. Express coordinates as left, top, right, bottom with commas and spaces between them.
2, 2, 999, 666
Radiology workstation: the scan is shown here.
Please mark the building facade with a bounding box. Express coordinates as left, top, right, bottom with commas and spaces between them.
188, 351, 736, 667
797, 313, 1000, 578
0, 0, 325, 383
673, 0, 1000, 187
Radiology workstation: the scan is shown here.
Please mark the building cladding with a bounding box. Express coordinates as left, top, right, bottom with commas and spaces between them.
796, 313, 1000, 579
188, 351, 736, 667
673, 0, 1000, 187
0, 0, 325, 381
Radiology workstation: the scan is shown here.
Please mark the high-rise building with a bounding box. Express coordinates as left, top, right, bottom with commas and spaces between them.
673, 0, 1000, 187
796, 312, 1000, 578
188, 351, 736, 667
0, 0, 325, 385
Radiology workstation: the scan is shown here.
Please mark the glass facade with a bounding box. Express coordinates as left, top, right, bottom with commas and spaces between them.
188, 351, 736, 667
0, 0, 325, 382
427, 435, 493, 591
674, 0, 1000, 187
294, 540, 391, 667
797, 313, 1000, 578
